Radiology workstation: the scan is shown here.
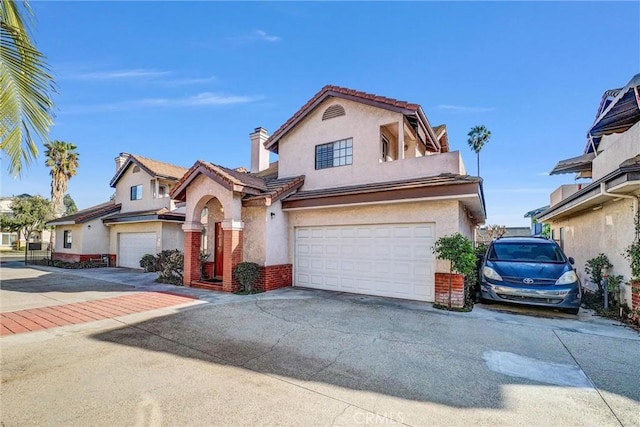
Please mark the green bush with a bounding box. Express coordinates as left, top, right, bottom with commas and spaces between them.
433, 233, 476, 310
155, 249, 184, 285
139, 253, 159, 272
585, 253, 612, 295
234, 262, 261, 293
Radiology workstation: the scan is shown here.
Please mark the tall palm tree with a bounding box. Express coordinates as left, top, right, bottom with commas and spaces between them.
1, 0, 55, 177
467, 125, 491, 177
45, 141, 79, 218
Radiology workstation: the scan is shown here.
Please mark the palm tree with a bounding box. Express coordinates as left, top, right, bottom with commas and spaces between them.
45, 141, 79, 218
1, 0, 55, 177
467, 125, 491, 177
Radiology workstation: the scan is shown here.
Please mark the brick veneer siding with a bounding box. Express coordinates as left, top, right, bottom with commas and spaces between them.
183, 230, 202, 285
632, 281, 640, 310
435, 272, 465, 308
52, 253, 116, 266
257, 264, 292, 292
202, 261, 214, 280
223, 228, 243, 293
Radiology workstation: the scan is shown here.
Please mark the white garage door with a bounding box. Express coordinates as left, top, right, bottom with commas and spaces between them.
118, 232, 157, 269
295, 223, 435, 301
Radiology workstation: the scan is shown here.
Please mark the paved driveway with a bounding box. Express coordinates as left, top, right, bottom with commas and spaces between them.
1, 263, 639, 426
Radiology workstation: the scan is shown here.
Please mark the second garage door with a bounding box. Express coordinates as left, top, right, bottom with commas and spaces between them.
294, 223, 435, 301
118, 232, 157, 268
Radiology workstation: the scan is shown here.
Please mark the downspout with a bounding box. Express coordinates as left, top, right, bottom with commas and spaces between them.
600, 182, 639, 237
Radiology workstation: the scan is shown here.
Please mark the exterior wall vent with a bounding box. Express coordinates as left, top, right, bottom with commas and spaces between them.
322, 104, 346, 121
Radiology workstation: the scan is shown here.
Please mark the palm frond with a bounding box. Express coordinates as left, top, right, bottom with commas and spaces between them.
0, 0, 55, 177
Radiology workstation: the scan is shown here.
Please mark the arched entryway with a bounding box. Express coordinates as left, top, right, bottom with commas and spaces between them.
183, 194, 244, 292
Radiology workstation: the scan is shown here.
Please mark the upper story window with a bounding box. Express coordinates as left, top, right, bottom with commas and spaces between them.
315, 138, 353, 170
322, 104, 346, 121
63, 230, 72, 249
130, 185, 143, 200
381, 135, 390, 162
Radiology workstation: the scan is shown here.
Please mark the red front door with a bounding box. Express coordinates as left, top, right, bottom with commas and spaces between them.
214, 222, 223, 277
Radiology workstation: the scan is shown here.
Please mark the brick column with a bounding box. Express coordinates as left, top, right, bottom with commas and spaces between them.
221, 220, 243, 293
435, 272, 465, 308
183, 229, 202, 286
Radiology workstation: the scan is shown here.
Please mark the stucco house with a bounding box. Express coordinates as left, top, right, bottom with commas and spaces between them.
538, 74, 640, 308
47, 153, 188, 267
172, 85, 486, 303
0, 195, 51, 250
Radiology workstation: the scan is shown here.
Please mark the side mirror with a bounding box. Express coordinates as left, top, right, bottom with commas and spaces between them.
568, 257, 575, 265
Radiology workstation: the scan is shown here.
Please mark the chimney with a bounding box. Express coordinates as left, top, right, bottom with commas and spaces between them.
114, 152, 130, 173
250, 127, 270, 173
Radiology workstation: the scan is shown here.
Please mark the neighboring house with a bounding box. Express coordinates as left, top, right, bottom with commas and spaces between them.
47, 153, 188, 268
524, 205, 549, 235
537, 74, 640, 308
172, 85, 486, 303
0, 195, 51, 249
476, 226, 531, 243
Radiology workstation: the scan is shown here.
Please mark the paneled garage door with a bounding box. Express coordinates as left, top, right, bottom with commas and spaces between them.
118, 232, 157, 269
294, 223, 435, 301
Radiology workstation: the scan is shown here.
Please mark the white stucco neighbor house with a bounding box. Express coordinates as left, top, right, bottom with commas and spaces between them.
538, 74, 640, 309
172, 85, 486, 303
47, 153, 188, 268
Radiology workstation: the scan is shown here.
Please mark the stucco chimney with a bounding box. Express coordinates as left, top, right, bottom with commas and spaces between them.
114, 152, 130, 173
250, 127, 270, 173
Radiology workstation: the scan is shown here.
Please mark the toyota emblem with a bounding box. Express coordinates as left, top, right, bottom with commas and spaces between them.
523, 278, 534, 284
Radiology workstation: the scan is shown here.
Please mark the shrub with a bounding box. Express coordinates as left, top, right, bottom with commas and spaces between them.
234, 262, 261, 293
199, 252, 210, 280
155, 249, 184, 285
139, 254, 159, 272
585, 253, 612, 295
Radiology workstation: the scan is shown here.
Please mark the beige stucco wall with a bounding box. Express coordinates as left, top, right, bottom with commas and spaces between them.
592, 121, 640, 181
81, 219, 111, 254
242, 206, 267, 265
457, 201, 476, 242
54, 224, 84, 254
266, 201, 289, 265
548, 197, 636, 307
286, 199, 463, 273
183, 175, 241, 226
276, 98, 465, 190
161, 222, 185, 252
114, 165, 176, 213
550, 184, 584, 207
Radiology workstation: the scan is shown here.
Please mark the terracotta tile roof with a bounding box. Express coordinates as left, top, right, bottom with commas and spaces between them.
110, 153, 188, 187
265, 85, 421, 152
171, 159, 305, 205
46, 201, 121, 226
283, 174, 480, 201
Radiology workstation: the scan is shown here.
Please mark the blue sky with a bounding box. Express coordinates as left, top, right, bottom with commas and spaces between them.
2, 1, 638, 226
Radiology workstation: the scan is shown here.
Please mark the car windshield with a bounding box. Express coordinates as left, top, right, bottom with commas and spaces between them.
488, 242, 566, 263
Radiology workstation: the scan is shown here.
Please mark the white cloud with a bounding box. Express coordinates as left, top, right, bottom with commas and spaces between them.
227, 29, 282, 44
160, 76, 217, 86
61, 92, 262, 114
70, 69, 171, 80
436, 104, 496, 113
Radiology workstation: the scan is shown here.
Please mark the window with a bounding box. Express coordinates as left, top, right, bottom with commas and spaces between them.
381, 135, 390, 162
63, 230, 72, 249
130, 185, 143, 200
315, 138, 353, 170
1, 233, 16, 246
153, 185, 168, 198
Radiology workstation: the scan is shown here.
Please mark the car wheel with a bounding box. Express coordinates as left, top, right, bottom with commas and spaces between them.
563, 307, 579, 315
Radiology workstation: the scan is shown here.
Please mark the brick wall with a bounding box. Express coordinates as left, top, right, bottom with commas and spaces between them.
222, 228, 243, 293
257, 264, 292, 292
632, 281, 640, 310
435, 272, 465, 308
52, 253, 116, 265
202, 261, 214, 280
183, 231, 201, 285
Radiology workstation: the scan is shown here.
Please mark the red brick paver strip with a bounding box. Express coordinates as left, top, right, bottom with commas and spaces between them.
0, 292, 198, 336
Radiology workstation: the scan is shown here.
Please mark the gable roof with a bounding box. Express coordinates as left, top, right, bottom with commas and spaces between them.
46, 201, 121, 226
110, 153, 188, 187
171, 160, 305, 207
264, 85, 443, 153
101, 207, 185, 224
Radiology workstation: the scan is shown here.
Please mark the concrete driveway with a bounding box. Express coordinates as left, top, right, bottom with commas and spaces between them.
1, 262, 639, 426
